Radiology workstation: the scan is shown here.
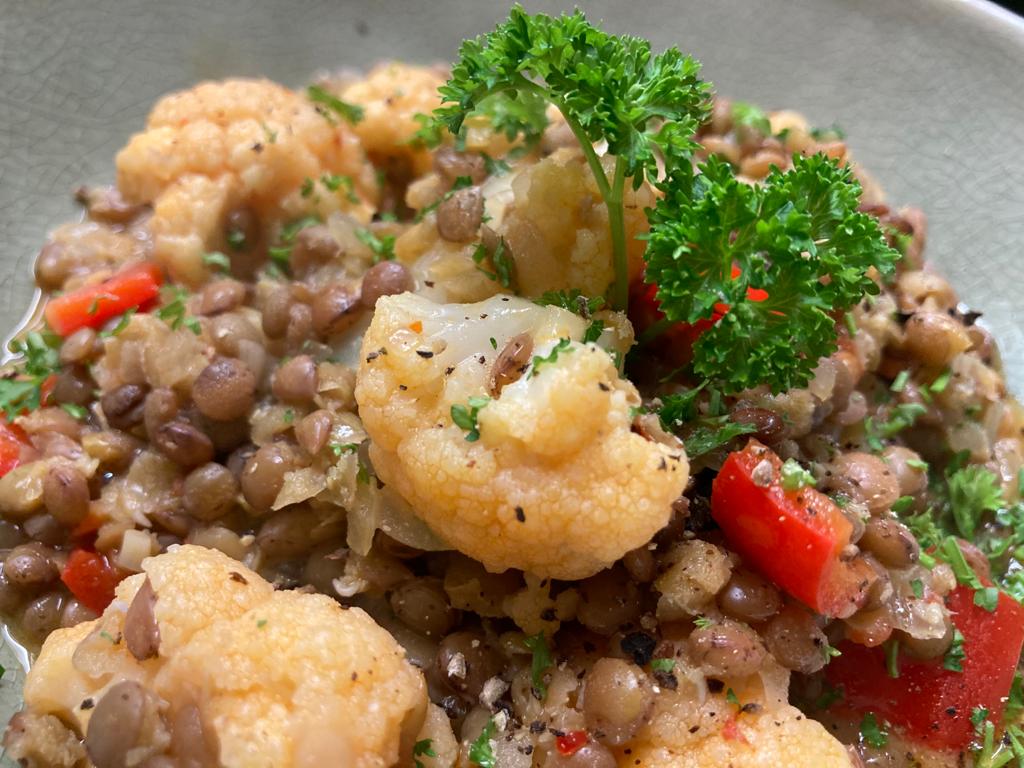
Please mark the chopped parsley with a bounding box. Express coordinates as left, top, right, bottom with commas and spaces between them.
203, 251, 231, 272
524, 631, 553, 699
471, 237, 515, 289
99, 308, 136, 338
859, 712, 888, 749
726, 687, 741, 707
156, 288, 201, 334
307, 84, 364, 124
226, 228, 246, 251
650, 658, 675, 672
693, 616, 713, 629
890, 369, 910, 393
61, 403, 88, 420
451, 396, 490, 442
530, 338, 572, 377
321, 173, 359, 203
864, 403, 927, 452
331, 442, 360, 456
534, 290, 604, 340
0, 331, 61, 420
943, 627, 966, 672
654, 386, 756, 459
731, 101, 771, 136
413, 738, 437, 768
355, 228, 396, 263
780, 458, 816, 491
468, 717, 496, 768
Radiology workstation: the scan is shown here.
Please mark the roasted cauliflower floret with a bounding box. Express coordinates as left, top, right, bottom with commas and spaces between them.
620, 667, 853, 768
116, 78, 377, 284
341, 62, 447, 176
497, 148, 654, 299
8, 545, 428, 768
354, 293, 688, 579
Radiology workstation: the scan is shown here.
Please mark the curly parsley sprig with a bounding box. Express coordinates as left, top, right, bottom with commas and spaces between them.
424, 5, 711, 310
645, 154, 899, 393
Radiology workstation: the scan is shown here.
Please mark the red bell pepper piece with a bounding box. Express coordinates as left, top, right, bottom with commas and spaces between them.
825, 585, 1024, 751
0, 422, 29, 478
711, 440, 873, 618
555, 730, 588, 756
630, 266, 768, 361
44, 261, 163, 337
60, 549, 123, 614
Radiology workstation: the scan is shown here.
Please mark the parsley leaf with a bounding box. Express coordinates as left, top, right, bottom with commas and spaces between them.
203, 251, 231, 272
943, 627, 966, 672
524, 632, 553, 699
451, 396, 490, 442
948, 464, 1004, 539
780, 458, 816, 491
680, 417, 756, 459
355, 228, 396, 264
645, 154, 899, 394
156, 288, 201, 334
413, 738, 436, 768
307, 84, 364, 124
860, 712, 888, 749
731, 101, 771, 136
650, 658, 675, 672
471, 238, 515, 289
530, 338, 572, 377
0, 331, 61, 420
425, 5, 711, 309
468, 718, 496, 768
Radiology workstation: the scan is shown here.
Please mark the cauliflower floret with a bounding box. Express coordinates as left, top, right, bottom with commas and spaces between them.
497, 148, 654, 298
11, 545, 428, 768
355, 293, 688, 579
116, 78, 378, 284
341, 62, 447, 176
620, 669, 853, 767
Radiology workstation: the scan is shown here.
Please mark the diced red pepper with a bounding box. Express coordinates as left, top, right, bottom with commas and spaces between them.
825, 585, 1024, 750
555, 730, 588, 756
630, 267, 767, 362
60, 549, 123, 614
710, 440, 873, 618
44, 261, 163, 337
0, 423, 29, 478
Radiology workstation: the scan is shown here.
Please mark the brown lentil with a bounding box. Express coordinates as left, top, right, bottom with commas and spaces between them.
311, 285, 361, 338
240, 444, 302, 514
124, 578, 160, 661
271, 355, 319, 404
436, 187, 484, 242
582, 658, 653, 745
290, 225, 342, 276
576, 567, 641, 635
718, 569, 783, 623
191, 357, 256, 421
687, 619, 767, 677
433, 147, 488, 185
360, 261, 412, 308
152, 420, 214, 468
182, 463, 238, 522
390, 578, 457, 638
3, 544, 57, 587
42, 463, 90, 526
435, 630, 503, 700
85, 680, 148, 768
763, 605, 829, 675
198, 279, 246, 316
101, 384, 149, 431
295, 410, 332, 455
859, 517, 919, 568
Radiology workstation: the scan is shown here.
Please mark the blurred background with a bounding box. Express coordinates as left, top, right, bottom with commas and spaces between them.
2, 0, 1024, 386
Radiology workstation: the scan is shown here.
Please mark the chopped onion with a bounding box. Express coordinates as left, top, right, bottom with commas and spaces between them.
115, 528, 156, 572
